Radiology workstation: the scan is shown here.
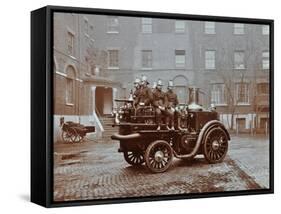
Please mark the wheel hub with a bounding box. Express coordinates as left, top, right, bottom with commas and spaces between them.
154, 150, 164, 162
211, 140, 220, 150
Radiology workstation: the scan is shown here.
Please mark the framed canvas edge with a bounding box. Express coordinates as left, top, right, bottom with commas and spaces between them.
31, 5, 274, 208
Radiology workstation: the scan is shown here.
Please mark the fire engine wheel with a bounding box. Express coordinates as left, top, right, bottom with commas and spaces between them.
203, 127, 228, 164
123, 151, 145, 165
145, 140, 173, 173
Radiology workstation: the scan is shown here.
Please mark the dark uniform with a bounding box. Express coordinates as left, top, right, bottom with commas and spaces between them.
165, 90, 179, 128
134, 85, 153, 107
133, 87, 140, 100
153, 89, 166, 127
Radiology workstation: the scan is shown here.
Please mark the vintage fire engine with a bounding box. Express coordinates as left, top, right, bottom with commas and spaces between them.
111, 87, 230, 173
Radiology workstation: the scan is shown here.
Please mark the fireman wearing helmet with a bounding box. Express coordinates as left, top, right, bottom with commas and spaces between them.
134, 75, 153, 107
165, 80, 179, 130
152, 79, 167, 130
132, 77, 141, 100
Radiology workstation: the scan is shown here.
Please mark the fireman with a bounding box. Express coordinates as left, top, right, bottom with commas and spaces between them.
133, 77, 141, 99
134, 75, 153, 107
165, 80, 180, 130
153, 79, 167, 130
151, 81, 157, 93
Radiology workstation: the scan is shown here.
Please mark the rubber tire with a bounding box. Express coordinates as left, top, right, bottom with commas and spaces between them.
145, 140, 173, 173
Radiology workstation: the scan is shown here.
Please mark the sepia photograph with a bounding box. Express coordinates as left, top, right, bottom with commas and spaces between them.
52, 11, 271, 202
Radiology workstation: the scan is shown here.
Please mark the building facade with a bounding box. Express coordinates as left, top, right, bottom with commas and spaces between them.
53, 13, 270, 141
53, 13, 122, 141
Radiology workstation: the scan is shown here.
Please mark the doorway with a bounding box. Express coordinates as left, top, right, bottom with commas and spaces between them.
95, 87, 113, 116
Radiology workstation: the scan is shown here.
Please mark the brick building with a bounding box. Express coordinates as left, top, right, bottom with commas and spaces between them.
53, 13, 270, 141
53, 13, 121, 141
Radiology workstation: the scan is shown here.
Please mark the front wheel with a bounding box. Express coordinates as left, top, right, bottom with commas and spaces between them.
203, 127, 228, 164
145, 140, 173, 173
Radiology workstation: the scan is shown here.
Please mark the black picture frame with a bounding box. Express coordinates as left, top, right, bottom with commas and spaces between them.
31, 5, 274, 208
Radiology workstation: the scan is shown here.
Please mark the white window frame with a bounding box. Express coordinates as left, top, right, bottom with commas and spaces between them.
262, 51, 269, 70
141, 18, 152, 33
204, 22, 215, 34
175, 50, 186, 68
205, 50, 216, 70
141, 50, 152, 69
234, 23, 245, 35
65, 77, 74, 105
235, 83, 250, 105
234, 51, 245, 70
262, 25, 270, 35
175, 20, 185, 33
108, 49, 119, 69
211, 83, 227, 105
67, 31, 74, 56
107, 16, 119, 33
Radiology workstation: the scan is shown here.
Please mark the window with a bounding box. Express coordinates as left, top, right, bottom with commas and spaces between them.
175, 20, 185, 33
84, 18, 89, 35
211, 84, 227, 105
234, 51, 245, 69
257, 83, 269, 94
142, 50, 152, 68
66, 78, 74, 104
205, 50, 216, 69
107, 16, 119, 33
65, 66, 76, 104
67, 31, 74, 55
175, 50, 185, 68
236, 83, 249, 104
234, 23, 244, 35
236, 118, 246, 130
142, 18, 152, 33
260, 118, 269, 129
204, 22, 215, 34
262, 25, 269, 35
262, 51, 269, 70
108, 50, 119, 68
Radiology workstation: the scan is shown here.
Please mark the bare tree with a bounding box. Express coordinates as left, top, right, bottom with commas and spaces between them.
216, 34, 262, 132
85, 46, 108, 76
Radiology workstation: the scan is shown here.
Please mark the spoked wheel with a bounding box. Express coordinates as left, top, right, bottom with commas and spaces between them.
69, 128, 84, 143
74, 134, 84, 143
124, 151, 145, 165
61, 129, 72, 143
145, 140, 173, 173
203, 127, 228, 164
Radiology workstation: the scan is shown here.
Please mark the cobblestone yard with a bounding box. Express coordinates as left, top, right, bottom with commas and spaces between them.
53, 134, 270, 202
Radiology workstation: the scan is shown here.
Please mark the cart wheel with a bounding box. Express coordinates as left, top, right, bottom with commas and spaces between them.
203, 127, 228, 164
68, 127, 80, 143
61, 129, 72, 143
145, 140, 173, 173
75, 134, 84, 143
124, 151, 144, 165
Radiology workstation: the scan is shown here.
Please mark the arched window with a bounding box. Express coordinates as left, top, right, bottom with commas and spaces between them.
65, 65, 76, 105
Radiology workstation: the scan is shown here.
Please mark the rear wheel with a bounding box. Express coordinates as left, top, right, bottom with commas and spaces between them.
124, 151, 145, 165
145, 140, 173, 173
203, 127, 228, 163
